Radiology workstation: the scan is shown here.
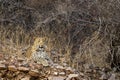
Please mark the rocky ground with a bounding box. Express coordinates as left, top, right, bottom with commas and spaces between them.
0, 54, 120, 80
0, 53, 79, 80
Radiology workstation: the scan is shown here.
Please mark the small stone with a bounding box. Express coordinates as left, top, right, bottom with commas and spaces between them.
29, 70, 39, 77
65, 67, 73, 74
53, 72, 58, 76
48, 76, 66, 80
17, 57, 26, 62
4, 62, 9, 65
56, 65, 64, 69
102, 67, 111, 73
0, 64, 6, 70
21, 76, 31, 80
10, 58, 15, 62
15, 73, 25, 80
14, 71, 20, 75
29, 63, 43, 70
18, 63, 22, 67
18, 67, 29, 72
6, 71, 16, 78
108, 74, 116, 80
83, 64, 90, 69
0, 54, 3, 59
0, 60, 6, 64
34, 63, 43, 69
66, 67, 73, 72
0, 78, 4, 80
0, 73, 3, 77
66, 74, 79, 80
21, 62, 29, 67
85, 69, 92, 73
59, 72, 66, 76
69, 77, 79, 80
4, 56, 9, 60
79, 72, 84, 76
8, 65, 17, 71
62, 63, 67, 67
100, 73, 108, 80
29, 63, 35, 69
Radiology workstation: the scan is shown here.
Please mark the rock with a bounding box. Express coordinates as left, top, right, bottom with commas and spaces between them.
18, 67, 29, 72
29, 63, 43, 70
0, 64, 6, 70
48, 76, 66, 80
65, 67, 74, 74
85, 69, 92, 73
17, 57, 26, 62
0, 60, 6, 64
29, 70, 39, 77
0, 54, 3, 59
0, 78, 4, 80
59, 72, 66, 76
14, 71, 20, 75
3, 62, 9, 66
69, 77, 79, 80
0, 70, 7, 75
62, 63, 67, 67
79, 72, 84, 77
21, 62, 29, 67
34, 63, 43, 69
53, 72, 58, 76
55, 65, 64, 69
6, 71, 16, 78
83, 64, 90, 69
102, 68, 111, 73
0, 73, 2, 77
21, 76, 31, 80
100, 73, 108, 80
108, 73, 116, 80
0, 73, 3, 77
4, 56, 9, 60
66, 67, 74, 72
66, 74, 79, 80
8, 65, 17, 71
28, 63, 35, 69
15, 73, 25, 80
18, 63, 22, 67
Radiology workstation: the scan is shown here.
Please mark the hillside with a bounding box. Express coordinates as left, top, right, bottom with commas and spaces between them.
0, 0, 120, 80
